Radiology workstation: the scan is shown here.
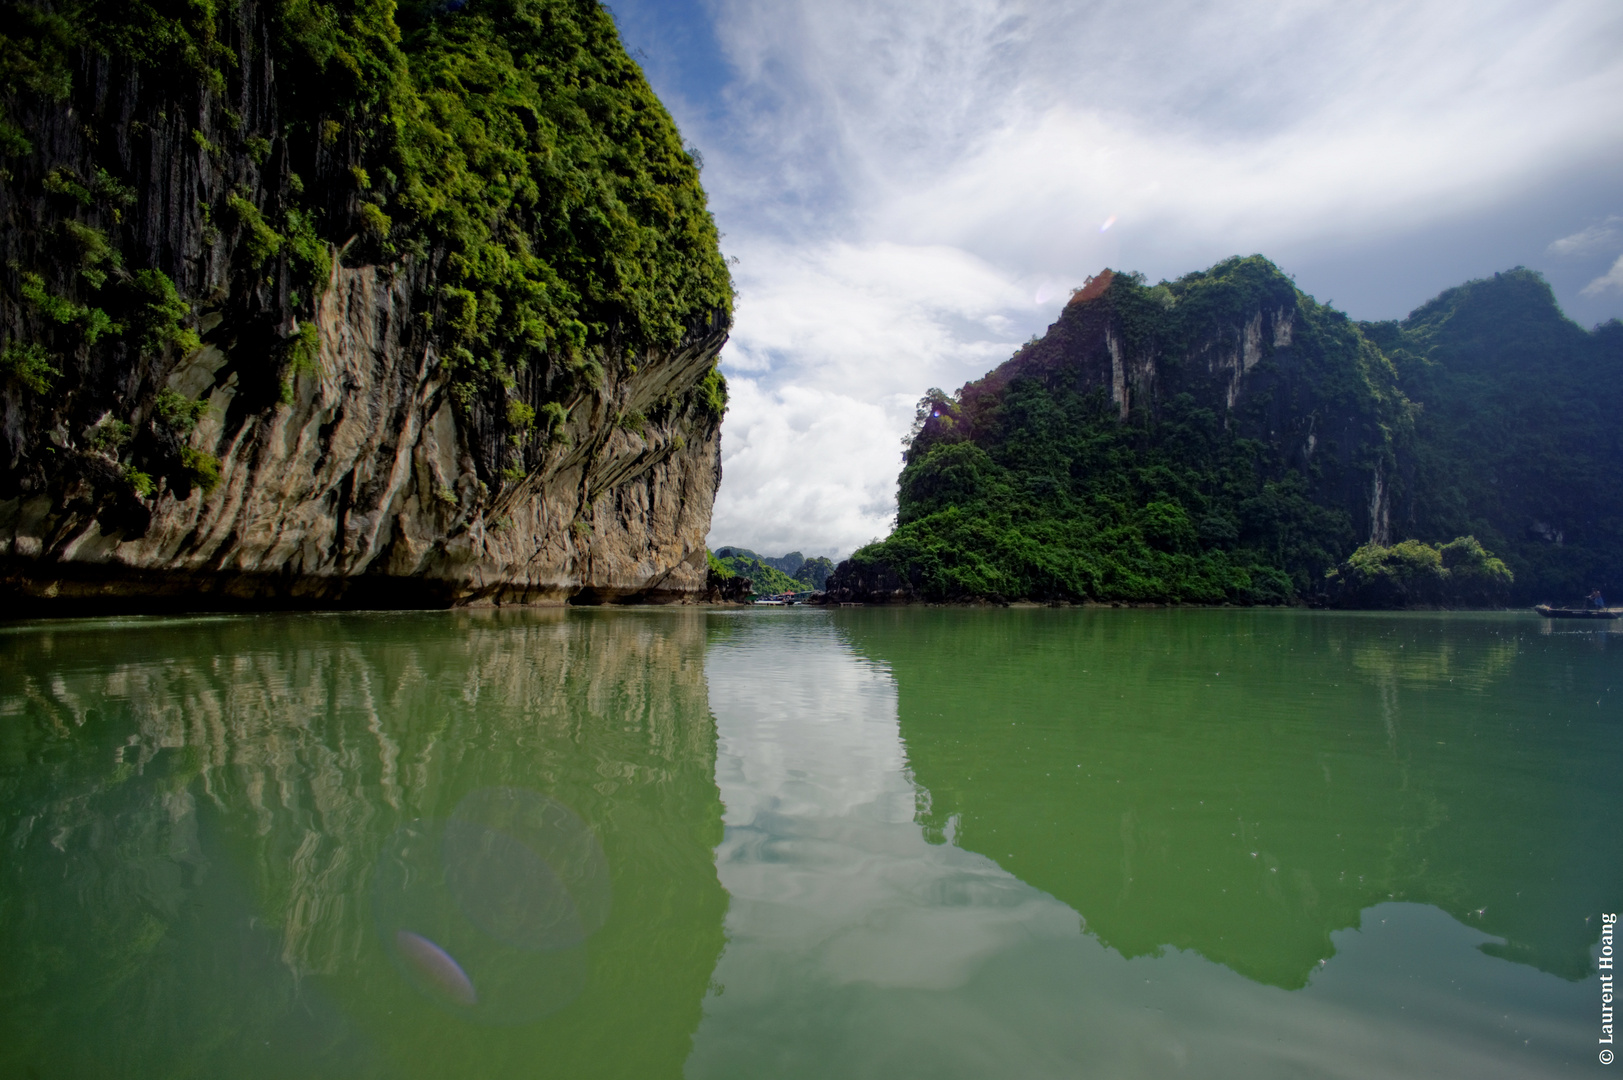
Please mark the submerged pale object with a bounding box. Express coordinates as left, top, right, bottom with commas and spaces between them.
395, 930, 478, 1006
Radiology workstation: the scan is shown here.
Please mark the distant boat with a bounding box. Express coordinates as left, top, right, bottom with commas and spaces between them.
1535, 605, 1620, 620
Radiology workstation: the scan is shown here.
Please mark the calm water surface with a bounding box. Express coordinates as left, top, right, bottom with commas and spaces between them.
0, 607, 1616, 1078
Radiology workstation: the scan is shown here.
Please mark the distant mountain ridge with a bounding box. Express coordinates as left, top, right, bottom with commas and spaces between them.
713, 548, 836, 591
825, 258, 1621, 606
1362, 271, 1623, 603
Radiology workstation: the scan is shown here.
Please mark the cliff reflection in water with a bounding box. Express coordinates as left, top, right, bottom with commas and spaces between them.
843, 609, 1620, 989
0, 609, 726, 1079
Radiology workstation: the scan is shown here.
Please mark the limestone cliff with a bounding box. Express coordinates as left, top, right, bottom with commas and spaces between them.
0, 0, 733, 611
953, 264, 1400, 547
827, 257, 1412, 605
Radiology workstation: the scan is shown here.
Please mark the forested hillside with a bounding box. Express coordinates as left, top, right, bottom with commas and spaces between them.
827, 259, 1619, 606
712, 548, 835, 592
1362, 270, 1623, 605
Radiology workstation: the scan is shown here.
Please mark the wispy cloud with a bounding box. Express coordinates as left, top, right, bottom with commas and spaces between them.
1552, 216, 1623, 298
1581, 254, 1623, 297
701, 0, 1623, 253
1550, 216, 1623, 256
617, 0, 1623, 556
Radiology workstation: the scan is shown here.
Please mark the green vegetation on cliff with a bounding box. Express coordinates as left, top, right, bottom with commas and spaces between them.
793, 556, 835, 590
840, 257, 1409, 604
1361, 269, 1623, 604
712, 548, 801, 594
836, 259, 1617, 607
1, 0, 731, 491
715, 548, 836, 590
1326, 536, 1513, 608
3, 0, 731, 350
706, 548, 735, 580
711, 548, 837, 593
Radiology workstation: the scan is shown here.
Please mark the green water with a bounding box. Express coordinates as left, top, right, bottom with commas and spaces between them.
0, 607, 1616, 1077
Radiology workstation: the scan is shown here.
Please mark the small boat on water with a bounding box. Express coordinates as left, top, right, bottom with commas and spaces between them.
1534, 605, 1620, 620
753, 590, 816, 606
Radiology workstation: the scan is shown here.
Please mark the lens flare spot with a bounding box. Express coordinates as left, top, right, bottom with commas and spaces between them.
394, 930, 477, 1006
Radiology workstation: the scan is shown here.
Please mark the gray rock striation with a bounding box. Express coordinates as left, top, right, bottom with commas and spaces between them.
0, 1, 734, 612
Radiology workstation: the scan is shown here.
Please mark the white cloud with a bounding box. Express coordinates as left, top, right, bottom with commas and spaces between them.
659, 0, 1623, 556
1550, 216, 1623, 256
709, 378, 900, 559
710, 240, 1037, 555
1581, 253, 1623, 297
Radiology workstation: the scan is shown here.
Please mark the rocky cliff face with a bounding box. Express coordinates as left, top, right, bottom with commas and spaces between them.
955, 265, 1399, 547
826, 257, 1411, 605
0, 0, 733, 612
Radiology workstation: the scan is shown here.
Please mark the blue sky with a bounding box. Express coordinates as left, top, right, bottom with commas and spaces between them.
609, 0, 1623, 560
